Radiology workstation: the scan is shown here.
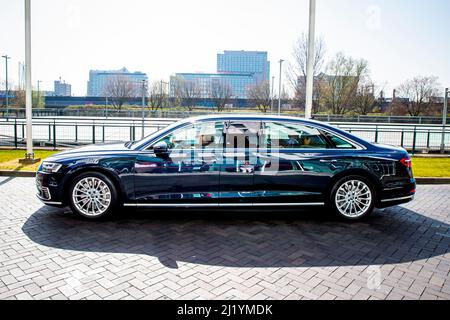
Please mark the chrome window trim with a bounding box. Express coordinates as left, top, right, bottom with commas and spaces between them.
261, 120, 366, 151
142, 118, 366, 152
318, 127, 366, 151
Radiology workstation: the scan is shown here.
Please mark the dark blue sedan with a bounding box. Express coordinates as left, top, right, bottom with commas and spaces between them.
36, 115, 416, 220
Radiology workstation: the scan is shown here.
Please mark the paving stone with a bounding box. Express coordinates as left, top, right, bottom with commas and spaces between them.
0, 178, 449, 300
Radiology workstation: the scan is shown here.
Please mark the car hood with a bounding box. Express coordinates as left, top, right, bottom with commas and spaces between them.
45, 143, 130, 161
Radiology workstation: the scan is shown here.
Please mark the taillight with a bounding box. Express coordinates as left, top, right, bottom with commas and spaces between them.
400, 157, 412, 168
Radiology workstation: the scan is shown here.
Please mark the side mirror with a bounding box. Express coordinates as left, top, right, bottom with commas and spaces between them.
153, 141, 169, 158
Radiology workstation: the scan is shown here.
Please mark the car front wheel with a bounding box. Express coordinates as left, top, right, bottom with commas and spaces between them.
330, 176, 376, 220
69, 172, 119, 219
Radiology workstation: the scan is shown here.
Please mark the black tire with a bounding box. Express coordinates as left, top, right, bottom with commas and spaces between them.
68, 171, 119, 220
329, 175, 376, 221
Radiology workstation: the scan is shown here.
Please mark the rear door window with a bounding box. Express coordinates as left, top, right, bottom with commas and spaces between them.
261, 122, 328, 149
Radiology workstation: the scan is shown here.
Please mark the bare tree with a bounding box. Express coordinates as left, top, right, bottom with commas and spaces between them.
0, 80, 5, 108
322, 53, 369, 115
247, 81, 271, 113
148, 80, 168, 111
171, 77, 202, 111
104, 76, 136, 110
210, 81, 233, 112
10, 89, 25, 108
353, 82, 376, 115
396, 76, 440, 116
288, 32, 326, 113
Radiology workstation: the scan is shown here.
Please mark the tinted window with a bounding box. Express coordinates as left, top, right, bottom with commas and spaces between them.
322, 131, 356, 149
152, 122, 224, 151
262, 122, 328, 149
224, 121, 261, 150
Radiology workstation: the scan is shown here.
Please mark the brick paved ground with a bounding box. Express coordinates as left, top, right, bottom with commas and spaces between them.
0, 177, 449, 300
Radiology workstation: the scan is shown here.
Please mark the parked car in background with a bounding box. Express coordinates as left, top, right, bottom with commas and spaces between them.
36, 115, 416, 221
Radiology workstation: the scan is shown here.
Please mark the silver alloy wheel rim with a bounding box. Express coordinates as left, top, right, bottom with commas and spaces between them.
72, 177, 111, 217
335, 180, 372, 218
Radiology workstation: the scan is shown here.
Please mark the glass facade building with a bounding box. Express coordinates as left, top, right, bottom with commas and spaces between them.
217, 50, 270, 84
171, 50, 270, 99
87, 67, 148, 97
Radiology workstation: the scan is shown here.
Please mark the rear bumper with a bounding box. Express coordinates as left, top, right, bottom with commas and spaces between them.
377, 194, 415, 208
377, 178, 416, 208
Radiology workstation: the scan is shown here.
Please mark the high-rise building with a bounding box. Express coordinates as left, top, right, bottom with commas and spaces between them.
217, 50, 270, 83
54, 79, 72, 96
87, 67, 148, 97
171, 50, 270, 99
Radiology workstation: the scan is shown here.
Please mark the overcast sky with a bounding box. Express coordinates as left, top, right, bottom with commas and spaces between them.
0, 0, 449, 96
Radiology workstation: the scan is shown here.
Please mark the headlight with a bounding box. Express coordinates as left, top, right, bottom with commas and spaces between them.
41, 162, 63, 173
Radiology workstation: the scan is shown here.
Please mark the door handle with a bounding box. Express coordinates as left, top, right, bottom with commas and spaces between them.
320, 159, 338, 163
238, 162, 255, 173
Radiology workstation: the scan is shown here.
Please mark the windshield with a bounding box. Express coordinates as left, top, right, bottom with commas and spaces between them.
129, 118, 191, 150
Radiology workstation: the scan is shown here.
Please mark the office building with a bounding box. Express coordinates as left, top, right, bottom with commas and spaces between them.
54, 79, 72, 96
171, 50, 270, 99
217, 50, 270, 83
87, 67, 148, 97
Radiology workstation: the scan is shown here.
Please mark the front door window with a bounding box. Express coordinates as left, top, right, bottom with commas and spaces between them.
134, 121, 223, 203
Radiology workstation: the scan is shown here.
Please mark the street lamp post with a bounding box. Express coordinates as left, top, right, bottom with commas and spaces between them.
18, 62, 22, 91
37, 80, 42, 108
161, 80, 169, 109
19, 0, 39, 163
271, 76, 275, 114
105, 96, 108, 118
141, 79, 147, 139
305, 0, 316, 119
2, 55, 11, 109
441, 88, 448, 154
278, 59, 284, 116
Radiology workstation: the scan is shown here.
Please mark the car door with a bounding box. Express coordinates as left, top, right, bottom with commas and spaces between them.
219, 120, 261, 204
253, 121, 343, 204
134, 121, 224, 205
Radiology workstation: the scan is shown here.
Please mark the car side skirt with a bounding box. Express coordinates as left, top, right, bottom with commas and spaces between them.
123, 202, 325, 208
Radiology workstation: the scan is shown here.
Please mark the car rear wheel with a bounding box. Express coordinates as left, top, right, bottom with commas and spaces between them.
330, 175, 375, 220
69, 172, 119, 219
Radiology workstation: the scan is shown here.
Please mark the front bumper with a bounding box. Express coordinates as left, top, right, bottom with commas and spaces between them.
36, 171, 65, 207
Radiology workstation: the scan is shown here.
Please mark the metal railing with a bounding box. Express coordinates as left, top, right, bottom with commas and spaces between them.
332, 123, 450, 154
1, 108, 449, 125
0, 117, 449, 153
0, 118, 174, 149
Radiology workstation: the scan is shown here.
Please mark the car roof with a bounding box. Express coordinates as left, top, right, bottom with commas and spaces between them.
186, 114, 323, 125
